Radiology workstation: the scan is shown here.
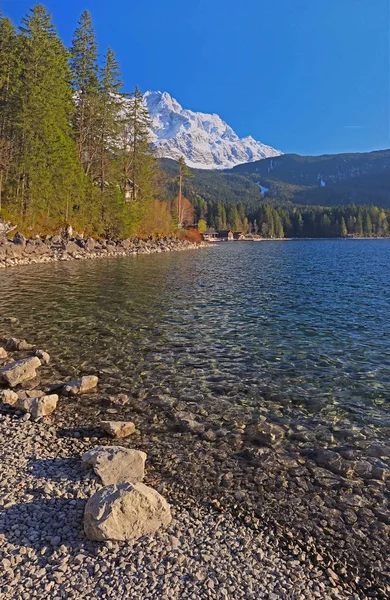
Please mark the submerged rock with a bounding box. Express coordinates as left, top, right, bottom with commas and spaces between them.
6, 337, 35, 351
247, 421, 286, 446
62, 375, 98, 396
101, 421, 136, 438
84, 482, 172, 542
82, 446, 146, 485
15, 394, 58, 418
0, 356, 41, 387
35, 349, 50, 364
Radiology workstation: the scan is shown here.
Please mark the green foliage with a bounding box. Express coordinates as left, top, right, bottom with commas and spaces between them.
0, 4, 169, 238
197, 218, 207, 233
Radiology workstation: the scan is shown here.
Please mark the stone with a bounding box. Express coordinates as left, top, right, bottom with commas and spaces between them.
174, 411, 205, 434
0, 356, 41, 387
0, 347, 7, 359
6, 337, 35, 351
85, 238, 96, 251
82, 446, 146, 485
0, 389, 19, 405
84, 482, 172, 542
108, 393, 129, 406
15, 394, 58, 418
62, 375, 98, 396
35, 349, 50, 364
101, 421, 136, 438
249, 422, 286, 446
65, 241, 81, 254
13, 232, 26, 246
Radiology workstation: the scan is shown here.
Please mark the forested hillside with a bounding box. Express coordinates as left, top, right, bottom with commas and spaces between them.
0, 4, 173, 237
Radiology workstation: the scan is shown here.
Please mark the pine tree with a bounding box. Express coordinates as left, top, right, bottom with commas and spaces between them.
177, 156, 194, 227
14, 3, 85, 227
120, 86, 159, 233
95, 47, 126, 235
70, 10, 100, 176
340, 217, 347, 237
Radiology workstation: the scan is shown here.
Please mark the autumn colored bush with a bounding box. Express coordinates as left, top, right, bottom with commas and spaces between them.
178, 228, 203, 243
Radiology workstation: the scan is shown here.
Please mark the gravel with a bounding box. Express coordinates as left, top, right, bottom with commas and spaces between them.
0, 410, 348, 600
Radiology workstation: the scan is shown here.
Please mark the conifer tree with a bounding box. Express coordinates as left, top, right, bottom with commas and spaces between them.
70, 10, 100, 176
121, 86, 159, 231
14, 4, 84, 226
95, 47, 126, 235
177, 156, 194, 227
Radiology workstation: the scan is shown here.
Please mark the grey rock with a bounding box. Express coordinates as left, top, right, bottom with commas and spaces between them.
15, 394, 58, 418
0, 356, 41, 387
35, 349, 50, 365
13, 232, 26, 246
0, 389, 19, 405
101, 421, 136, 439
82, 445, 146, 485
84, 482, 172, 542
63, 375, 98, 396
249, 421, 286, 446
6, 337, 35, 351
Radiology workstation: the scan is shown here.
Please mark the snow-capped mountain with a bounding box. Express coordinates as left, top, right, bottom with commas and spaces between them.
144, 91, 282, 170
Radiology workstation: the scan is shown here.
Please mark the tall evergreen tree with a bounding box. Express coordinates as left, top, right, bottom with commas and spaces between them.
13, 4, 84, 226
95, 47, 126, 235
177, 155, 194, 227
70, 10, 100, 176
121, 86, 159, 231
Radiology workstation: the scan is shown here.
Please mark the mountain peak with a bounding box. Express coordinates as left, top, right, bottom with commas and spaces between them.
144, 91, 282, 170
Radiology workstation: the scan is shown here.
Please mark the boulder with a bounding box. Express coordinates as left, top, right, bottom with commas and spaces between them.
15, 394, 58, 418
84, 482, 172, 542
35, 349, 50, 364
85, 237, 96, 251
63, 375, 98, 396
6, 338, 35, 351
0, 389, 19, 405
64, 241, 81, 254
247, 421, 286, 446
0, 356, 41, 387
101, 421, 136, 439
13, 232, 26, 246
82, 446, 146, 485
0, 347, 7, 359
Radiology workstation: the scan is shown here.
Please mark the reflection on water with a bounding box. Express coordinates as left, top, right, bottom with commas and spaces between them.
0, 239, 390, 433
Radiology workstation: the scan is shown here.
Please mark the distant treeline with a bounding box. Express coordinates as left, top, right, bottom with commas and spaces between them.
193, 200, 390, 238
0, 4, 175, 237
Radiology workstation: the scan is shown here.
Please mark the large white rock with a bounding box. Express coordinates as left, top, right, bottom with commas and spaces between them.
63, 375, 98, 396
84, 482, 172, 541
0, 347, 8, 359
101, 421, 136, 439
0, 356, 41, 387
15, 394, 58, 418
82, 446, 146, 485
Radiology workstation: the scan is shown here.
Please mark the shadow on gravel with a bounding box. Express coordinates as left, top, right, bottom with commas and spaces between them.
28, 457, 86, 483
0, 498, 102, 555
55, 426, 104, 440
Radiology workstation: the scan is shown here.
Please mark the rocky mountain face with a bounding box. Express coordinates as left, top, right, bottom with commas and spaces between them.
144, 91, 281, 170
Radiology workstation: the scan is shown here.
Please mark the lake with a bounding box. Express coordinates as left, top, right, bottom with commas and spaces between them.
0, 239, 389, 435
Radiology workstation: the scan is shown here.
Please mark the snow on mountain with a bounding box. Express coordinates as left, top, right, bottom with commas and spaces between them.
144, 91, 282, 170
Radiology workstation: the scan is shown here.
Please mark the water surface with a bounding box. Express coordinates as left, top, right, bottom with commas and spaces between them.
1, 239, 389, 434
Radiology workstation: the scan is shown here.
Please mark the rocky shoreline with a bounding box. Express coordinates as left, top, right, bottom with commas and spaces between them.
0, 232, 205, 269
1, 324, 389, 598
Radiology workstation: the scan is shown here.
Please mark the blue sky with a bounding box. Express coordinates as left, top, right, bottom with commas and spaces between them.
3, 0, 390, 156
